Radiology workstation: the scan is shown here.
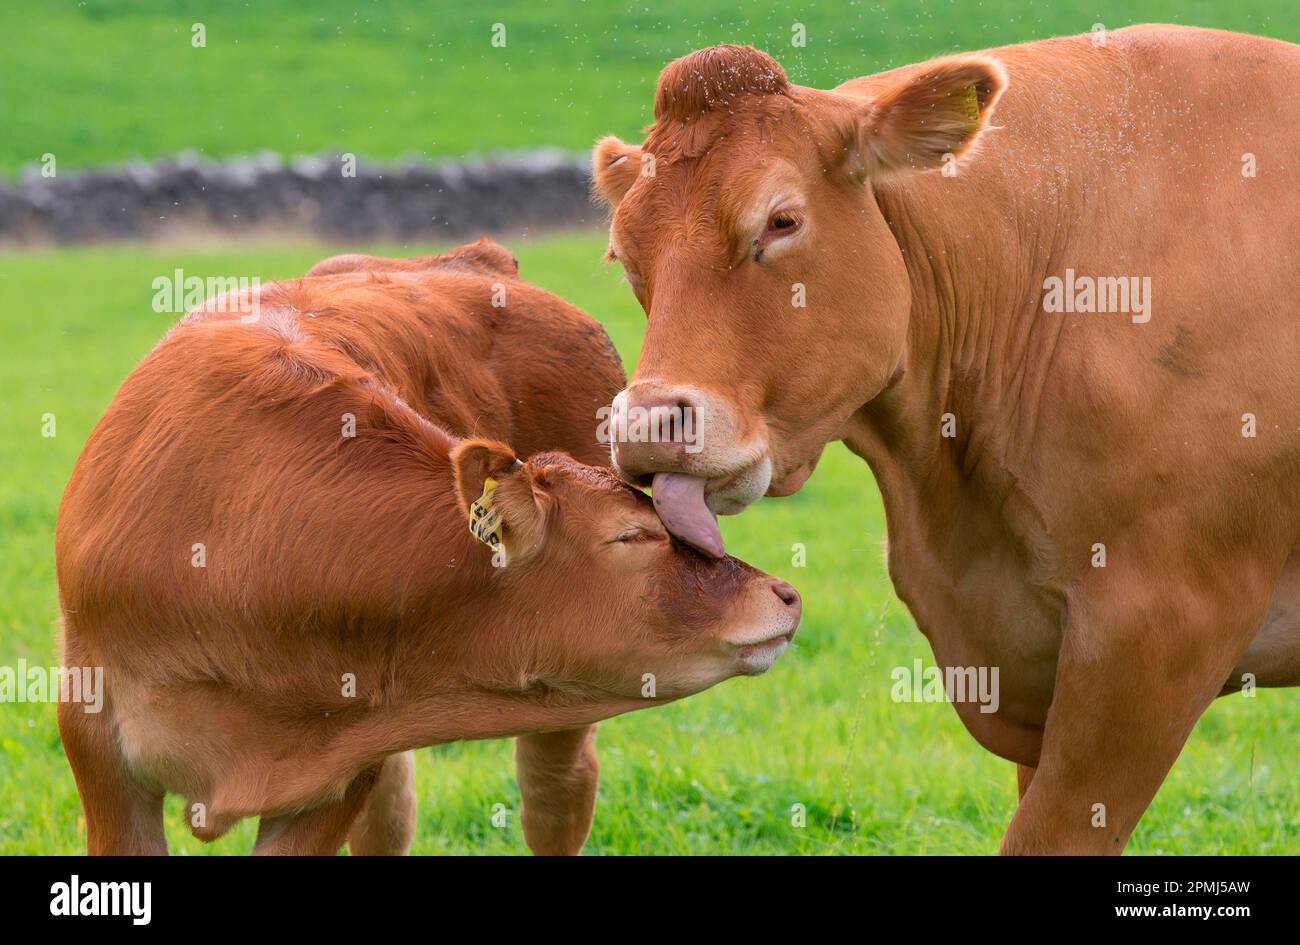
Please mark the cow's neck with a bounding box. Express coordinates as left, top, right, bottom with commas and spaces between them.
838, 172, 1067, 754
854, 170, 1058, 517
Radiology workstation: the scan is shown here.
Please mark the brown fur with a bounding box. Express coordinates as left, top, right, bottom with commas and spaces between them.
596, 26, 1300, 854
56, 238, 799, 855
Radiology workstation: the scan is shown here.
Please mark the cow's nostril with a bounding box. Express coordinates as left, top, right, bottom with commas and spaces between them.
771, 581, 800, 608
611, 391, 702, 479
644, 395, 697, 442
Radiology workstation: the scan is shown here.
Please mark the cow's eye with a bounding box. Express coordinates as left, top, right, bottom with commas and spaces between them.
767, 212, 801, 233
753, 210, 804, 262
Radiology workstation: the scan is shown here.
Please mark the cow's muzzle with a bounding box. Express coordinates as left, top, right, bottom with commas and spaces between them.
611, 383, 773, 556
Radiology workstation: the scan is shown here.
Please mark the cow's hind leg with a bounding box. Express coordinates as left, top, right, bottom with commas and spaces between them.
58, 698, 167, 855
347, 751, 417, 856
254, 766, 379, 856
515, 724, 599, 855
1001, 564, 1270, 854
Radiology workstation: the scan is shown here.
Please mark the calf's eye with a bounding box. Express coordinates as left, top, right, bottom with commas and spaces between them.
613, 527, 666, 544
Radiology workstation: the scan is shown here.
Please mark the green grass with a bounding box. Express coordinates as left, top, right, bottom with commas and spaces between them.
0, 232, 1295, 854
5, 0, 1298, 175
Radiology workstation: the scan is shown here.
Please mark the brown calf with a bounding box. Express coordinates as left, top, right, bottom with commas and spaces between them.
55, 239, 801, 855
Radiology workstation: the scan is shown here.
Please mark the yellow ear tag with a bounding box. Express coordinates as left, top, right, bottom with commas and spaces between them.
469, 477, 504, 549
959, 84, 981, 124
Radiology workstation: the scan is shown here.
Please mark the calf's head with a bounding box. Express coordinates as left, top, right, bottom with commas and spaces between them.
594, 45, 1005, 553
451, 439, 801, 703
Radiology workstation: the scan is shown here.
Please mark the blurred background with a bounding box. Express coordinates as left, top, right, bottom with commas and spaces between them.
1, 1, 1295, 854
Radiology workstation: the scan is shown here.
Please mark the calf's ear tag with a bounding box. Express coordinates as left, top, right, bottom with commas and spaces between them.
469, 477, 505, 549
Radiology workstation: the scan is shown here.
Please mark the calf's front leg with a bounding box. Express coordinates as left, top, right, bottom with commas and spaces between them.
514, 724, 599, 855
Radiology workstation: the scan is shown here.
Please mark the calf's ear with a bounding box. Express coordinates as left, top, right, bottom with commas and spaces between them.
451, 439, 547, 559
591, 136, 643, 207
853, 56, 1007, 178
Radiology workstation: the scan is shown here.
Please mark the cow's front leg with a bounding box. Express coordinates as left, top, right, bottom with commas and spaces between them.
1001, 570, 1268, 854
514, 724, 599, 855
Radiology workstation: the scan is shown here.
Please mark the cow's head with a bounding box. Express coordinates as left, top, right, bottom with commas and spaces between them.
452, 439, 801, 700
594, 45, 1005, 553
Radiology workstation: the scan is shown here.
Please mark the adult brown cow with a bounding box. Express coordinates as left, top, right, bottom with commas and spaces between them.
56, 239, 801, 855
593, 25, 1300, 853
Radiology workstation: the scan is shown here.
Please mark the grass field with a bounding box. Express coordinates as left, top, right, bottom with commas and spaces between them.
4, 0, 1299, 175
0, 232, 1295, 854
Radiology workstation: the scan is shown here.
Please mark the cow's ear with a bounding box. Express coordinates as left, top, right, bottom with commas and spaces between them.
451, 439, 546, 559
591, 136, 643, 207
854, 56, 1006, 177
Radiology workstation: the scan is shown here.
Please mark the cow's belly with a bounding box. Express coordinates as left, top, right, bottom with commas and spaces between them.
1230, 543, 1300, 689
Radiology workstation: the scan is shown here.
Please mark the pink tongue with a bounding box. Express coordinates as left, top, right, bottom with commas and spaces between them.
652, 473, 725, 558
